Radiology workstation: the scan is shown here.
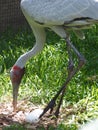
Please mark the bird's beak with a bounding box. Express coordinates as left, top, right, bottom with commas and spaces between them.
10, 66, 25, 112
12, 83, 20, 111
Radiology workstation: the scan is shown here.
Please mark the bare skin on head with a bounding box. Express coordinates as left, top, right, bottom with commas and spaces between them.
10, 66, 25, 111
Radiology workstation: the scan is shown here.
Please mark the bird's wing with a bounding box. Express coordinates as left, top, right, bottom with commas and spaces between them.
21, 0, 97, 25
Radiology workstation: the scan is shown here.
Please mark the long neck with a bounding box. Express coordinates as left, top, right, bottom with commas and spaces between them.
15, 26, 46, 68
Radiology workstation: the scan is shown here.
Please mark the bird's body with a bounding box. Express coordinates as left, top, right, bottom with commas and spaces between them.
10, 0, 98, 118
21, 0, 98, 26
13, 0, 98, 68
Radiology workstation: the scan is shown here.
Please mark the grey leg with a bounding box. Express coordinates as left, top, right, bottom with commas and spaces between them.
39, 25, 86, 118
54, 36, 86, 117
40, 36, 85, 118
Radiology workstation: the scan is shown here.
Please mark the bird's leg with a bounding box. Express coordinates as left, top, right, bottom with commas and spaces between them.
54, 36, 86, 117
39, 46, 73, 118
54, 39, 74, 117
40, 36, 86, 118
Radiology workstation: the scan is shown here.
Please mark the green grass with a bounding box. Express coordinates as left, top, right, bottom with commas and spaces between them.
2, 124, 27, 130
0, 25, 98, 130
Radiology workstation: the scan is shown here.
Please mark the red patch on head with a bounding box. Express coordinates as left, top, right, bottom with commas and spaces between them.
12, 66, 22, 71
10, 65, 25, 84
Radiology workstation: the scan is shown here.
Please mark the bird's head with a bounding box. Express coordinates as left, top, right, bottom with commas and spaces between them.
10, 65, 25, 111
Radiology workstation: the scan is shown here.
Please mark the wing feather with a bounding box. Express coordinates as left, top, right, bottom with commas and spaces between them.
21, 0, 98, 25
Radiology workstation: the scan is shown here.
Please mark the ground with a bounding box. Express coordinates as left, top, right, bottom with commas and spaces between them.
0, 100, 60, 129
0, 27, 98, 130
0, 98, 88, 130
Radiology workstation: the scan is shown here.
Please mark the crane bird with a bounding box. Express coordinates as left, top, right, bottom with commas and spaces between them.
10, 0, 98, 118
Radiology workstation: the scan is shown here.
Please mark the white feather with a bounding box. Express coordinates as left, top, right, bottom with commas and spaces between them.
15, 0, 98, 68
21, 0, 98, 25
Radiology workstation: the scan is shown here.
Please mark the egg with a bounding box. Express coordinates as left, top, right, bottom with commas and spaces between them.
25, 108, 43, 123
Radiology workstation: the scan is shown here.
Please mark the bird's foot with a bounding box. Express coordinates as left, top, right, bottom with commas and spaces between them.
39, 99, 56, 118
45, 109, 60, 119
54, 110, 59, 118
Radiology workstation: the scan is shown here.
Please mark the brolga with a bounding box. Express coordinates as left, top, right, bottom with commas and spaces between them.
10, 0, 98, 118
